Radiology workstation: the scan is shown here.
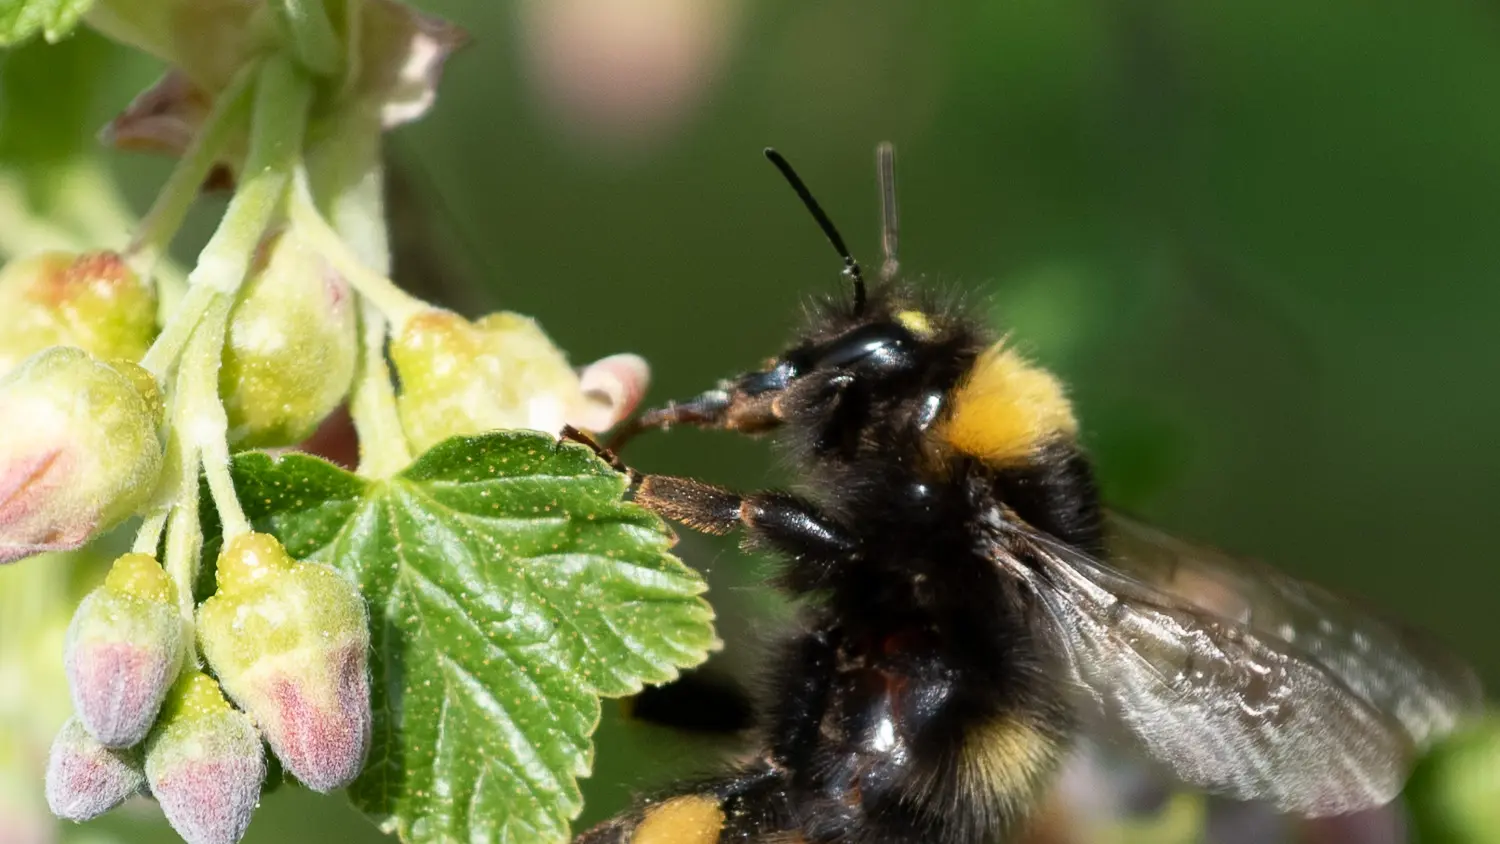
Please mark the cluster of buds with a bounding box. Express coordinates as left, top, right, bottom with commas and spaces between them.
2, 213, 648, 844
4, 1, 658, 842
45, 553, 180, 823
44, 540, 372, 843
0, 248, 164, 566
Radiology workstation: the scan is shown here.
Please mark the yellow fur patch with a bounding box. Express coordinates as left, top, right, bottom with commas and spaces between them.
937, 343, 1077, 466
633, 795, 726, 844
962, 717, 1060, 809
895, 309, 935, 339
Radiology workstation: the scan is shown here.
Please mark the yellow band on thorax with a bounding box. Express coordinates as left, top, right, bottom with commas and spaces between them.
936, 343, 1077, 466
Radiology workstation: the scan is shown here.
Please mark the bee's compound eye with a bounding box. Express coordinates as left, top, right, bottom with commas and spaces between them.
738, 361, 796, 396
814, 323, 912, 372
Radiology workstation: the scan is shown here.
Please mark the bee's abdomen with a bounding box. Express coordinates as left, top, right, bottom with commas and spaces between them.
578, 617, 1067, 844
788, 622, 1066, 843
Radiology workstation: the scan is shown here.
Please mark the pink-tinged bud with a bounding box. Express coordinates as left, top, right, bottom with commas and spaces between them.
0, 348, 165, 564
0, 251, 158, 376
570, 352, 651, 432
197, 533, 370, 792
390, 308, 590, 452
65, 553, 186, 747
44, 717, 145, 822
220, 228, 357, 448
144, 673, 265, 844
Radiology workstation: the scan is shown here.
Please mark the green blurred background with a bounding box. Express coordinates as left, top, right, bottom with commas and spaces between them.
4, 0, 1500, 840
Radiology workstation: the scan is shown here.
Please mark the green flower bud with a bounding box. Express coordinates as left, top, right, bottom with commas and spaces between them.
198, 533, 370, 792
44, 717, 145, 822
391, 308, 587, 453
220, 228, 357, 448
0, 348, 165, 564
144, 672, 265, 844
65, 553, 186, 747
0, 251, 158, 376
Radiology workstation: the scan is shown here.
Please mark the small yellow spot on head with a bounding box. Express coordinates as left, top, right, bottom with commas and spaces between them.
633, 795, 726, 844
938, 342, 1077, 466
894, 309, 935, 339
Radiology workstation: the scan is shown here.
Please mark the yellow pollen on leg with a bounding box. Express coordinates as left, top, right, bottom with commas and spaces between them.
632, 794, 726, 844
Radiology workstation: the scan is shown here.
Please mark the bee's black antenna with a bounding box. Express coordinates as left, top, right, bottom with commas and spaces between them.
876, 142, 899, 282
764, 147, 867, 314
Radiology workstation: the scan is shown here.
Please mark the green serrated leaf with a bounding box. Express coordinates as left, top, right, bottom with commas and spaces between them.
214, 431, 717, 843
0, 0, 94, 46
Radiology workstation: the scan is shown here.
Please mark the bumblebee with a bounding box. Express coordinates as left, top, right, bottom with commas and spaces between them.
569, 146, 1483, 844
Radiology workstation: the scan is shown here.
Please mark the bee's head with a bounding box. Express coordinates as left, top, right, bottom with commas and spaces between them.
614, 148, 990, 456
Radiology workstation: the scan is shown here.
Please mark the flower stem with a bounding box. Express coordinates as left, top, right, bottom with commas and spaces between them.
351, 298, 411, 477
161, 394, 205, 627
289, 167, 425, 330
132, 512, 169, 555
182, 297, 251, 541
300, 120, 413, 475
273, 0, 344, 77
140, 55, 314, 379
125, 63, 259, 279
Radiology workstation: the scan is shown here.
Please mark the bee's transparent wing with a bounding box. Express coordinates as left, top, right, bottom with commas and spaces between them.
1103, 513, 1481, 749
998, 521, 1481, 817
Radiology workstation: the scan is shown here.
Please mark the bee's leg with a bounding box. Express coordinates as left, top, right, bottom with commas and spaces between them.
573, 758, 793, 843
561, 426, 854, 557
635, 475, 856, 558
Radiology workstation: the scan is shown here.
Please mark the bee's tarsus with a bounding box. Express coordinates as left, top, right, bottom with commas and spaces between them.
561, 424, 642, 486
608, 391, 736, 450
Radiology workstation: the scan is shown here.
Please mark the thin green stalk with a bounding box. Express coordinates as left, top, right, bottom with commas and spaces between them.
301, 128, 413, 475
140, 55, 314, 379
274, 0, 343, 76
311, 109, 388, 270
351, 298, 411, 477
142, 284, 213, 379
339, 0, 368, 95
275, 0, 344, 77
163, 492, 202, 632
182, 297, 251, 541
289, 167, 424, 329
126, 63, 259, 278
160, 392, 205, 626
132, 512, 169, 555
